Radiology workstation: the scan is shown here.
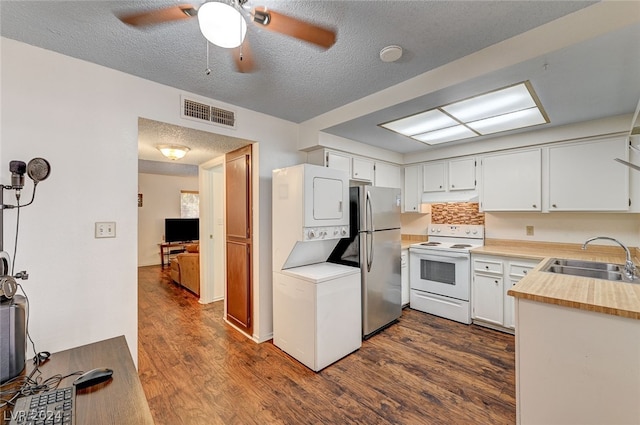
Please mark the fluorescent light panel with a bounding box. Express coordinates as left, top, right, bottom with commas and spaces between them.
413, 125, 477, 145
381, 109, 458, 135
442, 84, 537, 122
468, 107, 546, 135
380, 82, 548, 145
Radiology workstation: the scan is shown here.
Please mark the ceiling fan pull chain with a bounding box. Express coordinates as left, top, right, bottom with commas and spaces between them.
205, 40, 212, 76
240, 16, 244, 62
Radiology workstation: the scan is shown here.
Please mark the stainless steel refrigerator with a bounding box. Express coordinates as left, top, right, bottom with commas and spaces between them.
328, 186, 402, 338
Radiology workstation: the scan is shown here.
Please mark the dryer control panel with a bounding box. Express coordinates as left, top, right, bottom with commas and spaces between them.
303, 226, 349, 241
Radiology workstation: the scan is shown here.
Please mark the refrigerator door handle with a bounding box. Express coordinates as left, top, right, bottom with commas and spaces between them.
366, 231, 373, 272
365, 189, 374, 272
366, 190, 373, 232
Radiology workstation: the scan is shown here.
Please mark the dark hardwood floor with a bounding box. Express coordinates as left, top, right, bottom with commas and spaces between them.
138, 265, 516, 424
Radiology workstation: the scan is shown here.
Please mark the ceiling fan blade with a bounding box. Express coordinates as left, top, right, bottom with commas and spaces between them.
118, 4, 197, 27
232, 39, 255, 73
252, 7, 336, 49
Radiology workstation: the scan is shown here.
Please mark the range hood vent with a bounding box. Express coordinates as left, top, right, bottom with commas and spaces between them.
181, 95, 236, 129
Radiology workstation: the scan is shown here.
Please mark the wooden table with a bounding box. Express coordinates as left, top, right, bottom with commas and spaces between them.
3, 336, 154, 424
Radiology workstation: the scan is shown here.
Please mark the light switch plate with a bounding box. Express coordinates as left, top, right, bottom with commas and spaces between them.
95, 222, 116, 238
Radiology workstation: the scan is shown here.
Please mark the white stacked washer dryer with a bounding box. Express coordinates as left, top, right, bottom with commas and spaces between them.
272, 164, 361, 372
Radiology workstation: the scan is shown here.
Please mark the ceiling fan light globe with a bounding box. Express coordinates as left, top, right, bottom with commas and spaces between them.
198, 2, 247, 49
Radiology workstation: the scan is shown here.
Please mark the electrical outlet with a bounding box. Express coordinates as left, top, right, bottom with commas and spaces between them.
526, 225, 534, 236
95, 222, 116, 238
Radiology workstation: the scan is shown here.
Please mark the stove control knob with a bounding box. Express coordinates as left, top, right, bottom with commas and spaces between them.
436, 228, 441, 233
307, 229, 317, 239
430, 228, 435, 233
341, 227, 348, 236
472, 230, 478, 235
465, 229, 470, 234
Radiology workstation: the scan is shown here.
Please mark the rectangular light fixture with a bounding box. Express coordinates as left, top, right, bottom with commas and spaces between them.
413, 125, 477, 145
378, 81, 549, 146
381, 109, 458, 135
467, 107, 547, 135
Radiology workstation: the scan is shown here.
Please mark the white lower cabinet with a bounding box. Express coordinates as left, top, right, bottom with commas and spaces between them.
472, 254, 539, 332
473, 273, 504, 325
401, 249, 409, 306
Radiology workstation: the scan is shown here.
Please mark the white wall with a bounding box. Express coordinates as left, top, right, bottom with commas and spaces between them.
1, 37, 302, 359
137, 173, 199, 267
400, 211, 430, 236
485, 212, 640, 247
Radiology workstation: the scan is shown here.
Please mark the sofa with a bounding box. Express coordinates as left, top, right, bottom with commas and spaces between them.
170, 243, 200, 296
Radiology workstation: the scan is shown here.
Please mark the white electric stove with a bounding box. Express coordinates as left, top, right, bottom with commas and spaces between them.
409, 224, 484, 324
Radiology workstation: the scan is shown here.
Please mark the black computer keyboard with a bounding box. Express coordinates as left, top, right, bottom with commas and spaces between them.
8, 386, 75, 425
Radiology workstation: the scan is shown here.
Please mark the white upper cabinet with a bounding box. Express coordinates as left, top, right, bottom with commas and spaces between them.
548, 137, 629, 211
422, 162, 446, 192
375, 162, 401, 188
481, 149, 542, 211
326, 151, 351, 175
351, 157, 374, 182
448, 158, 476, 191
308, 149, 381, 184
403, 165, 422, 213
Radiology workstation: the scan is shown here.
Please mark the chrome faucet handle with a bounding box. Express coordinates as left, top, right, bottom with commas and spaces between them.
625, 260, 637, 279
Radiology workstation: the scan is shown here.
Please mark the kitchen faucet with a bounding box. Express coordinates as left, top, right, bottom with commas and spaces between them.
582, 236, 637, 280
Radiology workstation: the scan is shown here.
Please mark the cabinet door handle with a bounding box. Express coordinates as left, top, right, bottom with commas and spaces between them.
532, 204, 536, 208
439, 185, 442, 189
451, 184, 455, 188
485, 265, 489, 269
523, 270, 527, 275
494, 280, 499, 285
552, 204, 557, 208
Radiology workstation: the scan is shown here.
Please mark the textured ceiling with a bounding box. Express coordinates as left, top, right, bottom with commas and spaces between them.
137, 118, 251, 165
325, 21, 640, 153
2, 1, 638, 159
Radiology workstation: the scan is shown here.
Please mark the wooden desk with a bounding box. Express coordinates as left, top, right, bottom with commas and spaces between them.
159, 242, 200, 267
3, 336, 154, 424
159, 242, 188, 268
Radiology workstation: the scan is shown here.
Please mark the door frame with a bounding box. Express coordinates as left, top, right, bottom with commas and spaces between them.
199, 155, 225, 304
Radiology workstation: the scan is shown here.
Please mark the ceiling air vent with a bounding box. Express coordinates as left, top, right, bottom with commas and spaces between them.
181, 95, 236, 129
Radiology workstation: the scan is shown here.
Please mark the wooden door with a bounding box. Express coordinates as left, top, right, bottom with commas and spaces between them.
225, 145, 253, 335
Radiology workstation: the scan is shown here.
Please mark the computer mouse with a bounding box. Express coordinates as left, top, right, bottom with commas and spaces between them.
73, 367, 113, 389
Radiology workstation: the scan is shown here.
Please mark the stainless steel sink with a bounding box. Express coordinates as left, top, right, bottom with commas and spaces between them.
548, 258, 622, 272
541, 258, 640, 284
544, 265, 623, 281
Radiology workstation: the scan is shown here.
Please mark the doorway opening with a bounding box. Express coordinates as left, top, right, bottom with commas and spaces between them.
136, 117, 254, 308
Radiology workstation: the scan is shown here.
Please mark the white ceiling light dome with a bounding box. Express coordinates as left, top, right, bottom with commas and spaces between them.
157, 144, 190, 160
198, 1, 247, 49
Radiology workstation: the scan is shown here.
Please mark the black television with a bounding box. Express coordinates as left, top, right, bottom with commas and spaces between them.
165, 218, 199, 243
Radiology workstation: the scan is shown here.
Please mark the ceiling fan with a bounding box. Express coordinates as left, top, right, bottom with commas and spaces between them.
117, 0, 337, 73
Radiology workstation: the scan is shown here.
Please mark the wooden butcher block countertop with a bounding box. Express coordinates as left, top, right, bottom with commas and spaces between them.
473, 239, 640, 320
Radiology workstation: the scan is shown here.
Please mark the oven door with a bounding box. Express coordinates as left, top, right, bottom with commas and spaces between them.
409, 249, 470, 301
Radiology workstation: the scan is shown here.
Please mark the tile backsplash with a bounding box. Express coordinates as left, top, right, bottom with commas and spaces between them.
430, 202, 485, 225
